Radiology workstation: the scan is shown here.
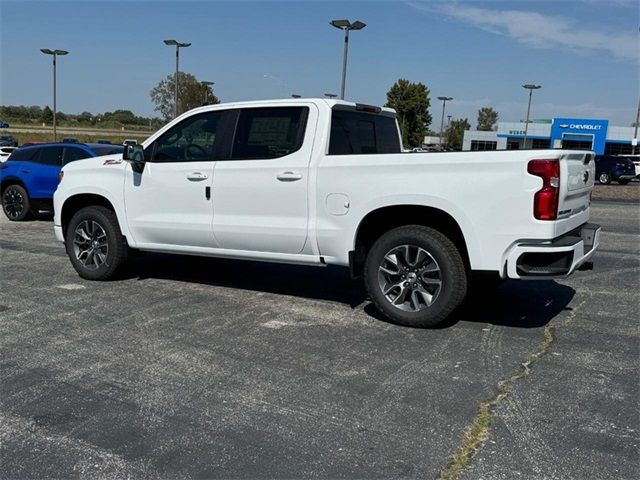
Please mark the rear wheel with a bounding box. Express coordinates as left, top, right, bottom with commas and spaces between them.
65, 206, 128, 280
2, 184, 32, 221
364, 225, 467, 328
598, 172, 611, 185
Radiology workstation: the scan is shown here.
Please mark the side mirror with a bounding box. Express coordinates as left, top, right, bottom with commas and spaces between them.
123, 144, 145, 172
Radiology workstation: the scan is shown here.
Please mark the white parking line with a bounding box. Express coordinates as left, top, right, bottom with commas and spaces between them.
56, 284, 86, 290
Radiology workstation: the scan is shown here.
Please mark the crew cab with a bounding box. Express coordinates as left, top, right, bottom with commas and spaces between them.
53, 99, 600, 327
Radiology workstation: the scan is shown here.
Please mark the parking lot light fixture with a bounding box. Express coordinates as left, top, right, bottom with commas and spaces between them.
522, 84, 542, 149
330, 19, 366, 100
164, 39, 191, 118
40, 48, 68, 142
324, 93, 338, 99
437, 96, 453, 150
201, 81, 215, 104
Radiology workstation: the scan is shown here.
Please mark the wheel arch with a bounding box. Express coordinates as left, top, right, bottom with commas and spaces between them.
60, 193, 124, 239
350, 204, 471, 278
1, 176, 29, 195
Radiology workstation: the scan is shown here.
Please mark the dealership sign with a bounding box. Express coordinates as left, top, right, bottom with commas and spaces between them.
557, 123, 603, 131
551, 118, 608, 154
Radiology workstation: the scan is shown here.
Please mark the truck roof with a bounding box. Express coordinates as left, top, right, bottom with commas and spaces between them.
191, 98, 397, 117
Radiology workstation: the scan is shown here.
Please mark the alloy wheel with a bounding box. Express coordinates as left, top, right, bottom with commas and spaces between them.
73, 220, 109, 270
2, 187, 25, 219
377, 244, 442, 312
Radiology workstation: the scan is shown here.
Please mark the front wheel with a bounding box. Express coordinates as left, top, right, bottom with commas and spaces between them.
65, 206, 128, 280
2, 184, 32, 221
618, 178, 630, 185
598, 172, 611, 185
364, 226, 467, 328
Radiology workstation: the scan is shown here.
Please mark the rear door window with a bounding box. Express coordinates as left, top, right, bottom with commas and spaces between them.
37, 147, 64, 166
329, 109, 401, 155
230, 107, 308, 160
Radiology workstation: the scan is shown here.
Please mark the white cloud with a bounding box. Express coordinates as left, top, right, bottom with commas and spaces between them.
407, 1, 639, 61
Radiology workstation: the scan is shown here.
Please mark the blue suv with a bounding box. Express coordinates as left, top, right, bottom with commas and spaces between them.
1, 143, 123, 221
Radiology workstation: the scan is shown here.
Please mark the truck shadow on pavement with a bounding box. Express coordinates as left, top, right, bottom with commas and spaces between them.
125, 253, 575, 330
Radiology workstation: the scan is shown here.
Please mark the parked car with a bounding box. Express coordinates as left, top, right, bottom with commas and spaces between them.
96, 139, 112, 144
61, 137, 79, 144
0, 120, 9, 128
617, 154, 640, 178
1, 142, 124, 220
594, 155, 636, 185
122, 139, 138, 146
53, 99, 599, 328
0, 146, 17, 162
0, 135, 18, 147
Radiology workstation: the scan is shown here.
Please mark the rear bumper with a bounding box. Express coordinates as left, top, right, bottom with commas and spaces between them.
505, 223, 601, 279
616, 174, 636, 181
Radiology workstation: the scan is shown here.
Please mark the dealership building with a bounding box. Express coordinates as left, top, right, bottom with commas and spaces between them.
462, 118, 637, 155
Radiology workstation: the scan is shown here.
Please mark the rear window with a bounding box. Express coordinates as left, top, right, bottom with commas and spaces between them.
7, 147, 40, 162
91, 145, 124, 156
329, 109, 401, 155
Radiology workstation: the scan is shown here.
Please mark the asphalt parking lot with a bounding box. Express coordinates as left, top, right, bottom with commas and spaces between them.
1, 201, 638, 479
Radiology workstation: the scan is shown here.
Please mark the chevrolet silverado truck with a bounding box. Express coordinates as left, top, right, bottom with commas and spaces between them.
53, 99, 600, 327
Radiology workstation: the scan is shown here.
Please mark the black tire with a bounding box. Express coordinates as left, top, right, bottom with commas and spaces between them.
618, 179, 630, 185
598, 172, 611, 185
2, 184, 33, 221
364, 225, 467, 328
65, 206, 128, 280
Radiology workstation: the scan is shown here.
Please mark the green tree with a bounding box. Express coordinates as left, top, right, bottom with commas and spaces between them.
41, 105, 53, 124
78, 111, 93, 123
444, 118, 471, 150
385, 79, 432, 148
150, 72, 220, 120
477, 107, 498, 131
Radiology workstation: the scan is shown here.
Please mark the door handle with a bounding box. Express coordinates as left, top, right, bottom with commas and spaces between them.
187, 172, 208, 181
276, 171, 303, 182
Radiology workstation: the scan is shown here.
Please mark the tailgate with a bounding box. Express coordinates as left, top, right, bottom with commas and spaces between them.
555, 152, 594, 236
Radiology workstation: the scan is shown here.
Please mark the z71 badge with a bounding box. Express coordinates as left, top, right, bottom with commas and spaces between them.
103, 158, 122, 165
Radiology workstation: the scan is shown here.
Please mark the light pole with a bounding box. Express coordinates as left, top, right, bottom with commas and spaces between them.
201, 81, 214, 104
437, 96, 453, 150
330, 19, 366, 100
522, 84, 541, 149
40, 48, 68, 142
633, 97, 640, 155
164, 39, 191, 118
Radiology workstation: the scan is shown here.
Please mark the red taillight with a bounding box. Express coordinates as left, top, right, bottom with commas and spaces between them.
527, 159, 560, 221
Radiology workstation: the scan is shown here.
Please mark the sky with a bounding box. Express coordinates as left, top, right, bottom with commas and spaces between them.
1, 0, 638, 127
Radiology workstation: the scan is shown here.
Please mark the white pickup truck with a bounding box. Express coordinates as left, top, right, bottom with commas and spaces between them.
53, 99, 600, 327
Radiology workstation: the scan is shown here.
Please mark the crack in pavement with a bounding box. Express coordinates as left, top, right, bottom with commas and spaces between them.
435, 299, 587, 480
